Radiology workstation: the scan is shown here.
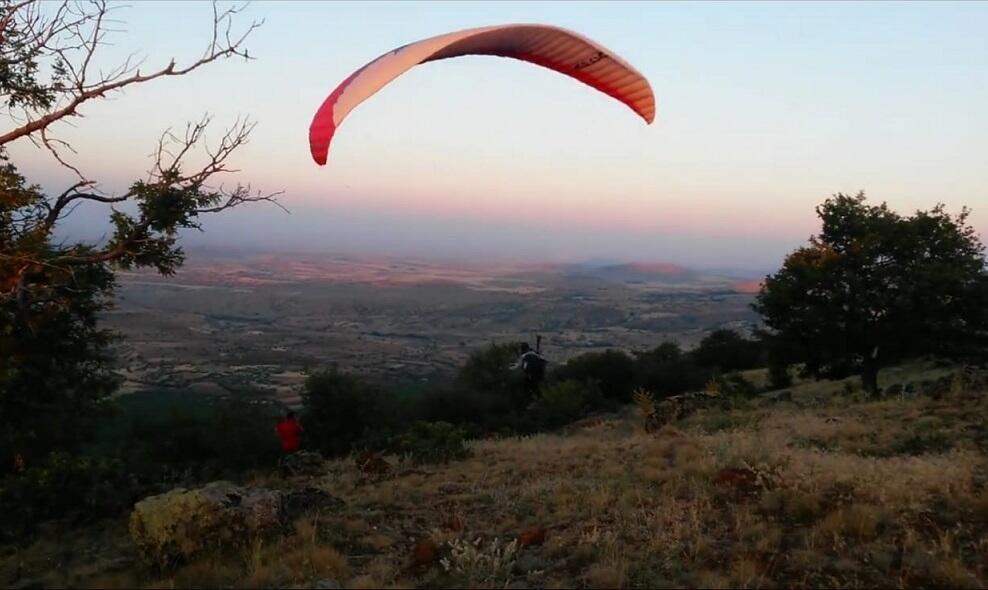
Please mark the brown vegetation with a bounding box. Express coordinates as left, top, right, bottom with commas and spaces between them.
2, 370, 986, 588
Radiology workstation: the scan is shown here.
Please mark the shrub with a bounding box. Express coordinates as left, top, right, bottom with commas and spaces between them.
393, 421, 471, 465
417, 385, 515, 433
768, 362, 793, 389
206, 399, 282, 473
527, 380, 602, 430
634, 342, 711, 397
123, 393, 281, 479
550, 349, 636, 402
457, 343, 522, 395
692, 328, 763, 372
710, 373, 758, 397
0, 452, 139, 540
302, 369, 381, 457
890, 431, 953, 456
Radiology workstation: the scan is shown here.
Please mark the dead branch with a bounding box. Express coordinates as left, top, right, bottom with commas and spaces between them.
0, 0, 261, 149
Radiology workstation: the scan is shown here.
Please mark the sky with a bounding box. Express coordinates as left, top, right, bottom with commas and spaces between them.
11, 1, 988, 274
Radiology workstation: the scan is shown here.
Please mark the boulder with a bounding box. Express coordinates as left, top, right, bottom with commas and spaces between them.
516, 526, 547, 548
282, 486, 344, 522
656, 391, 721, 424
129, 481, 282, 566
409, 539, 440, 569
279, 450, 325, 476
765, 390, 793, 404
355, 451, 391, 476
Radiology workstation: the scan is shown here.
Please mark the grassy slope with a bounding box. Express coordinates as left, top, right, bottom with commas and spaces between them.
4, 365, 987, 589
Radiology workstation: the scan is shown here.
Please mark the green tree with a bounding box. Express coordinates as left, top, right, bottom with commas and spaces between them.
301, 369, 380, 457
754, 192, 988, 395
633, 341, 710, 397
691, 328, 763, 373
456, 342, 525, 408
0, 1, 277, 472
550, 349, 636, 402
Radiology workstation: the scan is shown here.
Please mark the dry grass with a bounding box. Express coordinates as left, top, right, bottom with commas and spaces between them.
3, 369, 986, 589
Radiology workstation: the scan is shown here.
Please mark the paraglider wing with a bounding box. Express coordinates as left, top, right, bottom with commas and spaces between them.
308, 24, 655, 165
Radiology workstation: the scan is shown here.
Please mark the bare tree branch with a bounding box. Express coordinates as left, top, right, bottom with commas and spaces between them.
0, 1, 282, 303
0, 0, 262, 148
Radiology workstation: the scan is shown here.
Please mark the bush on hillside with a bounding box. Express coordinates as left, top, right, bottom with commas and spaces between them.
526, 379, 603, 430
418, 385, 516, 435
692, 328, 764, 372
550, 349, 636, 402
457, 343, 526, 409
125, 396, 281, 479
392, 421, 471, 465
302, 369, 381, 457
0, 452, 139, 540
634, 342, 711, 397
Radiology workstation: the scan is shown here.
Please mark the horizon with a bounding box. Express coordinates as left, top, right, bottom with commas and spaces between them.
12, 1, 987, 270
168, 243, 775, 280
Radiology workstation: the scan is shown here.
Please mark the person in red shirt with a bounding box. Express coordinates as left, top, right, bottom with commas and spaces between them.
275, 410, 303, 453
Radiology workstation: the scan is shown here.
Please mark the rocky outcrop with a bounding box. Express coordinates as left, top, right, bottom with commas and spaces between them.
129, 480, 342, 566
278, 450, 325, 476
129, 481, 282, 566
655, 391, 722, 424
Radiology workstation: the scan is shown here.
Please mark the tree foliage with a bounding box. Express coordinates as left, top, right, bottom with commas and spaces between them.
301, 369, 381, 457
754, 192, 988, 393
549, 349, 636, 402
692, 328, 763, 373
0, 0, 276, 472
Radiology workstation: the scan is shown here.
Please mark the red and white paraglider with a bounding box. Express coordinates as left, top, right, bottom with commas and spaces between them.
309, 24, 655, 165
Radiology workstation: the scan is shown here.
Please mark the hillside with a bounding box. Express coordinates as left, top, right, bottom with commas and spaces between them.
3, 364, 986, 589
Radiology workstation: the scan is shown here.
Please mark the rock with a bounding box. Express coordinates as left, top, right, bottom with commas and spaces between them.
766, 390, 792, 403
129, 481, 282, 566
713, 467, 759, 495
279, 450, 325, 476
242, 488, 282, 530
355, 451, 391, 476
99, 556, 134, 573
656, 391, 721, 424
314, 579, 342, 589
438, 482, 468, 494
282, 487, 343, 522
409, 539, 439, 569
506, 579, 531, 589
512, 553, 548, 575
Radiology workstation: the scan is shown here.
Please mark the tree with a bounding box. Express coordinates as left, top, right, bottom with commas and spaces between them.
456, 342, 525, 408
633, 341, 711, 397
550, 349, 636, 402
754, 192, 988, 395
691, 328, 763, 373
301, 369, 379, 457
0, 1, 279, 472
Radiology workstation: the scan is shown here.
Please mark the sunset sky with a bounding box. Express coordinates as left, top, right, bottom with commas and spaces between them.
12, 1, 988, 274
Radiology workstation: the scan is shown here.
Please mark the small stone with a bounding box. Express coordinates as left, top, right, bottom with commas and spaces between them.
314, 579, 342, 589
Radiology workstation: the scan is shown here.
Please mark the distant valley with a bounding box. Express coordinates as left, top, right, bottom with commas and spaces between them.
104, 252, 763, 406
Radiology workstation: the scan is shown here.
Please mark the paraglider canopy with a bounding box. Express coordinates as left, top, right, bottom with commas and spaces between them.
309, 23, 655, 166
